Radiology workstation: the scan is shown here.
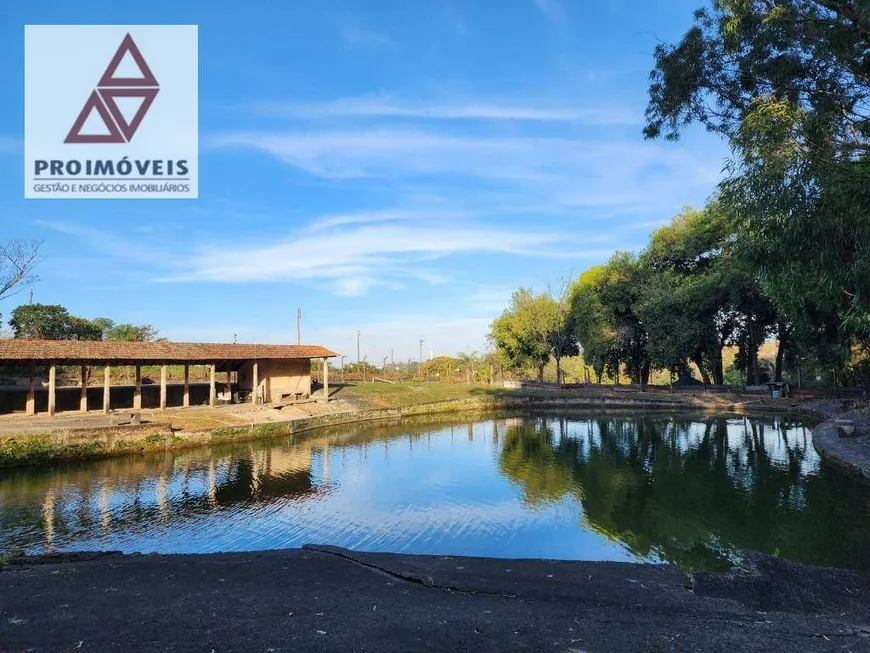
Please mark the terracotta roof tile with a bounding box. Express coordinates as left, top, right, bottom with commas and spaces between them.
0, 340, 338, 364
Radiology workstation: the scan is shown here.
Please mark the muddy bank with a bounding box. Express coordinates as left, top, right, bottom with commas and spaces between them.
1, 546, 867, 652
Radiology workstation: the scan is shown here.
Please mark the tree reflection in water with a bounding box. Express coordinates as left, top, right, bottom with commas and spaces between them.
498, 414, 870, 571
2, 413, 868, 571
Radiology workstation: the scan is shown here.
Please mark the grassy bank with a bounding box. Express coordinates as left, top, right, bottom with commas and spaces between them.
334, 381, 509, 408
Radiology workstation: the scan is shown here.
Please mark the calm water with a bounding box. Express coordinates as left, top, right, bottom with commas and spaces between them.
2, 412, 869, 571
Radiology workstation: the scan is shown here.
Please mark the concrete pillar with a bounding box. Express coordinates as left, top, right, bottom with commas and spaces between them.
322, 357, 329, 402
252, 362, 259, 404
209, 364, 216, 407
183, 365, 190, 407
133, 366, 142, 410
160, 365, 168, 410
26, 362, 36, 416
226, 370, 232, 403
80, 366, 88, 413
47, 363, 56, 417
103, 365, 111, 414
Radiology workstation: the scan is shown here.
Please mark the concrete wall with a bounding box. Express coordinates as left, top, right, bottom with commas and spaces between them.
237, 359, 311, 402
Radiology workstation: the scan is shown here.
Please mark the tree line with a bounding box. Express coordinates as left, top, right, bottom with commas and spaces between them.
492, 1, 870, 389
7, 303, 160, 342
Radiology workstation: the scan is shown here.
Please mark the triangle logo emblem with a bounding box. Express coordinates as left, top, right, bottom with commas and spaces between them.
65, 33, 160, 144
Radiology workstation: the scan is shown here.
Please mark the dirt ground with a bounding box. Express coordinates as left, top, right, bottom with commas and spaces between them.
0, 390, 357, 434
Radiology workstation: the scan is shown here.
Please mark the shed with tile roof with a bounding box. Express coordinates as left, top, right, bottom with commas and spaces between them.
0, 340, 338, 417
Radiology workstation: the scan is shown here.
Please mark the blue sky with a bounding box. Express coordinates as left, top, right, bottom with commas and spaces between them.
1, 0, 727, 362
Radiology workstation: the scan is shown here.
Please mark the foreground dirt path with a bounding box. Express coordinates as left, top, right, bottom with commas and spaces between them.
1, 547, 867, 652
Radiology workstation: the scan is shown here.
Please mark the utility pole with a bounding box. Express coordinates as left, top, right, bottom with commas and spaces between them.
357, 331, 361, 365
419, 339, 425, 364
297, 308, 302, 345
341, 355, 346, 383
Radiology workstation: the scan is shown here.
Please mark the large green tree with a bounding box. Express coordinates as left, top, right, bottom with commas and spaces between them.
645, 0, 870, 373
489, 288, 576, 382
570, 253, 652, 387
570, 267, 620, 383
9, 304, 102, 340
639, 205, 781, 383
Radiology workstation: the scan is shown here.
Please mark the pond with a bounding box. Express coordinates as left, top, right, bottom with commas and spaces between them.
2, 412, 869, 572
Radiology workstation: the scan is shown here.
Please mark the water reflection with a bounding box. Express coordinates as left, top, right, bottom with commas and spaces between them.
1, 412, 868, 571
498, 414, 870, 570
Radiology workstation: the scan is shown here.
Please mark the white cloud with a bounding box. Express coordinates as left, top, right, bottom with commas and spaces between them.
159, 222, 568, 295
208, 128, 721, 215
244, 95, 639, 125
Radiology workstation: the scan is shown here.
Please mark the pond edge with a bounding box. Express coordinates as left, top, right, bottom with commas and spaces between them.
0, 393, 814, 469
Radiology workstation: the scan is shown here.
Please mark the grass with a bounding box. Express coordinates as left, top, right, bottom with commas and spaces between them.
333, 381, 510, 409
0, 435, 107, 466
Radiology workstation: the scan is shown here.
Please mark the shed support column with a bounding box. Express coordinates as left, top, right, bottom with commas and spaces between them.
26, 362, 36, 416
80, 366, 88, 413
133, 366, 142, 410
322, 357, 329, 402
226, 370, 232, 403
183, 365, 190, 407
209, 365, 216, 407
48, 364, 56, 418
252, 362, 259, 404
160, 365, 168, 410
103, 365, 111, 414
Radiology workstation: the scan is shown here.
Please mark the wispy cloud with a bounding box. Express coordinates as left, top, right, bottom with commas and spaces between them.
160, 221, 568, 295
35, 220, 171, 266
244, 95, 639, 125
301, 207, 472, 232
208, 128, 721, 214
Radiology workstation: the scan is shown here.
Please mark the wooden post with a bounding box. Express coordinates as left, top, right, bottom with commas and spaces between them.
48, 363, 56, 418
209, 364, 216, 406
226, 370, 232, 403
103, 365, 111, 414
252, 362, 259, 404
133, 365, 142, 410
183, 365, 190, 408
160, 365, 168, 410
322, 357, 329, 402
26, 362, 36, 416
80, 365, 88, 413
